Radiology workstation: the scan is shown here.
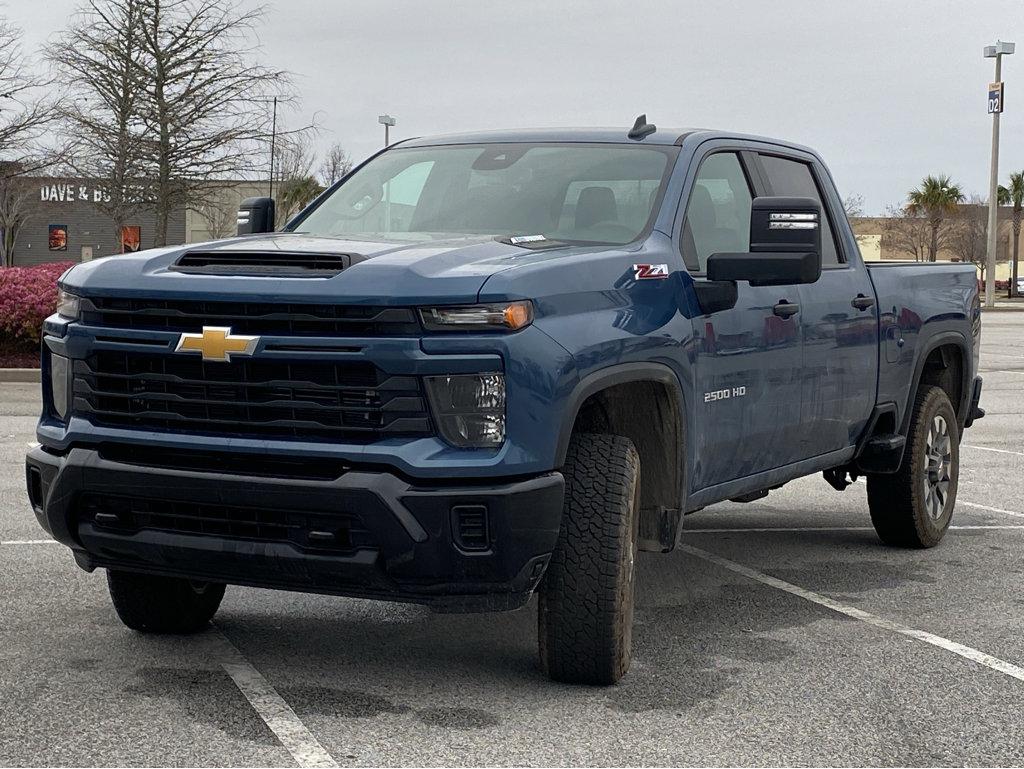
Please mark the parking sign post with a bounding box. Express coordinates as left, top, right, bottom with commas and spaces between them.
984, 41, 1015, 308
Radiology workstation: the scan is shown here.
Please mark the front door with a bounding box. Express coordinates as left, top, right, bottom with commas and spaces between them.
756, 152, 878, 456
682, 150, 805, 491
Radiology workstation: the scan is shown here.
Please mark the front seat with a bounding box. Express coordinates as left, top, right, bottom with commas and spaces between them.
683, 185, 742, 268
575, 186, 618, 230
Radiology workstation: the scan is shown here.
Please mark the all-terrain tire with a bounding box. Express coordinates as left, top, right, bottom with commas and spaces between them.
107, 570, 226, 633
538, 433, 640, 685
867, 385, 959, 548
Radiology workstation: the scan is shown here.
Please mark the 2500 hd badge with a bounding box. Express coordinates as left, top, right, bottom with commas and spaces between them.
704, 386, 747, 403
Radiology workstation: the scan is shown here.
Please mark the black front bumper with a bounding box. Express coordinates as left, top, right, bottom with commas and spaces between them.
26, 446, 564, 612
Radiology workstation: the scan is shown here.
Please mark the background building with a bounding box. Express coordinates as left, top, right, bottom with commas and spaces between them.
851, 207, 1021, 283
4, 177, 265, 266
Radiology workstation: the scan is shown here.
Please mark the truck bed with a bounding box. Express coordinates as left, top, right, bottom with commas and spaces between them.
867, 261, 980, 430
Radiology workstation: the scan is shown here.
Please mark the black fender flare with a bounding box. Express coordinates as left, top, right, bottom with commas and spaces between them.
555, 362, 686, 464
555, 362, 689, 551
900, 330, 972, 435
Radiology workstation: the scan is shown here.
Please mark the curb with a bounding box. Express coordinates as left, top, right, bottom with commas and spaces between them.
0, 368, 40, 383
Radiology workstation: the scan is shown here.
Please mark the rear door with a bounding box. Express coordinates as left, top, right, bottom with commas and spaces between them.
682, 148, 805, 491
755, 151, 878, 455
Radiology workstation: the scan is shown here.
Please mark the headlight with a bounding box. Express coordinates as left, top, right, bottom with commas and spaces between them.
50, 353, 70, 420
424, 373, 505, 448
56, 288, 80, 321
420, 301, 533, 332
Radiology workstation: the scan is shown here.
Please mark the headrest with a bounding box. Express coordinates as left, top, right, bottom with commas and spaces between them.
576, 186, 618, 230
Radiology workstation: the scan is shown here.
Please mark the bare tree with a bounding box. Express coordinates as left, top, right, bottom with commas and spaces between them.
0, 173, 33, 267
48, 0, 153, 251
881, 204, 935, 262
133, 0, 295, 245
319, 142, 352, 187
193, 183, 242, 240
947, 198, 989, 281
0, 19, 57, 168
0, 16, 62, 266
842, 193, 865, 220
274, 131, 322, 226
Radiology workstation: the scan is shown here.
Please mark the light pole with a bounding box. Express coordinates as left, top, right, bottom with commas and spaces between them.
378, 114, 397, 231
378, 114, 396, 147
268, 96, 278, 199
984, 41, 1014, 308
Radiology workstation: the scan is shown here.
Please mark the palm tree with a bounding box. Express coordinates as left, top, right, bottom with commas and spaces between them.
277, 176, 324, 228
907, 175, 965, 262
998, 172, 1024, 297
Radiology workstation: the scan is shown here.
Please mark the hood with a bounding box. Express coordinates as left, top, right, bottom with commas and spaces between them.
61, 232, 604, 305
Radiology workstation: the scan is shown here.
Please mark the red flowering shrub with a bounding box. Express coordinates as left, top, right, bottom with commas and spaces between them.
0, 262, 75, 354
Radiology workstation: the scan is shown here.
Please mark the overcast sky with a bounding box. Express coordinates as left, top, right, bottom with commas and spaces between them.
6, 0, 1023, 214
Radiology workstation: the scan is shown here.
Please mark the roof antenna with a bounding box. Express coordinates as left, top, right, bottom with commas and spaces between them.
627, 114, 656, 140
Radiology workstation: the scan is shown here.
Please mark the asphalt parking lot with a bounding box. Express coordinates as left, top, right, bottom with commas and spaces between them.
2, 312, 1023, 767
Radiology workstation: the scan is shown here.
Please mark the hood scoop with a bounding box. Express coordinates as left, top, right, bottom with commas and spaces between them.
172, 250, 358, 277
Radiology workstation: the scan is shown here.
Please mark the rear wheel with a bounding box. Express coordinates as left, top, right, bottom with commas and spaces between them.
867, 386, 959, 547
538, 433, 640, 685
107, 570, 225, 633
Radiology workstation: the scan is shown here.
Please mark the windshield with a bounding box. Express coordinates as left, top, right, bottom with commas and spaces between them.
289, 143, 677, 245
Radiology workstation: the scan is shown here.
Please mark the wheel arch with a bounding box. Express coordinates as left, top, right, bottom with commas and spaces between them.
902, 332, 972, 435
556, 363, 687, 551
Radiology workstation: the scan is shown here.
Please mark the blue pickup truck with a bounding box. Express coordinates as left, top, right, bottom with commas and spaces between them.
27, 119, 983, 685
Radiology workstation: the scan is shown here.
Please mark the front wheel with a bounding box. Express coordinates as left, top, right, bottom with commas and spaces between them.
107, 570, 226, 633
867, 386, 959, 547
538, 433, 640, 685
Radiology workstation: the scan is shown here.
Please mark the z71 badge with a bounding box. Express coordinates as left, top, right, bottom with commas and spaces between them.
632, 263, 669, 280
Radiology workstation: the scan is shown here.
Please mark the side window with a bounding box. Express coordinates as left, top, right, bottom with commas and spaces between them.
758, 154, 842, 266
681, 153, 752, 272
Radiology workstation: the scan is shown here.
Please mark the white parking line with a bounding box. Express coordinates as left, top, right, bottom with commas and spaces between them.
980, 351, 1024, 360
680, 544, 1024, 684
959, 501, 1024, 518
0, 548, 341, 764
686, 525, 1024, 533
964, 444, 1024, 457
0, 539, 58, 545
688, 527, 873, 533
215, 631, 339, 768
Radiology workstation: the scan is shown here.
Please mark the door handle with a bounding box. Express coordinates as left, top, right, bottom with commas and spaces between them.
772, 301, 800, 319
851, 294, 875, 311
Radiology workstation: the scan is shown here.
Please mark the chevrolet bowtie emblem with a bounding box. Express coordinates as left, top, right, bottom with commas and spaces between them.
175, 326, 259, 362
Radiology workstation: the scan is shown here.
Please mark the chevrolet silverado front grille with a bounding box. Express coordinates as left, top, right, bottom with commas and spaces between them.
80, 297, 421, 336
72, 351, 432, 442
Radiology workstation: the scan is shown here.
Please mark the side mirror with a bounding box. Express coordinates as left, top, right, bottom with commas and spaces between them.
706, 196, 822, 286
237, 197, 276, 235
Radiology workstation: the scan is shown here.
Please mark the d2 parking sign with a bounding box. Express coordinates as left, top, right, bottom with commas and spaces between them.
989, 81, 1005, 114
